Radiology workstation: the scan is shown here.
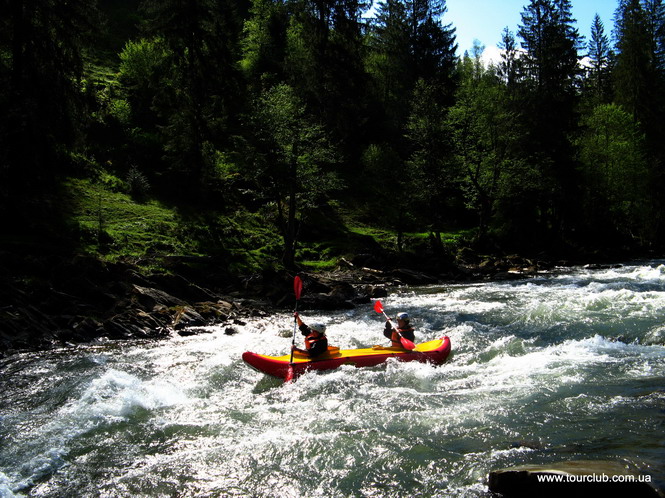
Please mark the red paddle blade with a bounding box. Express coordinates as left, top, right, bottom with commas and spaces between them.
400, 336, 416, 350
285, 365, 295, 382
373, 300, 384, 314
294, 276, 303, 300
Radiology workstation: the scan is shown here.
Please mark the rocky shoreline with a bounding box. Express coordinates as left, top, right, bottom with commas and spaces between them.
0, 252, 606, 357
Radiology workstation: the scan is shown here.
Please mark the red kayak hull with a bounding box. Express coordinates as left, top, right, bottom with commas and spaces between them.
242, 336, 451, 380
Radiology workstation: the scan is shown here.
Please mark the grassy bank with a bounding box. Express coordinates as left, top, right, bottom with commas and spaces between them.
54, 175, 471, 276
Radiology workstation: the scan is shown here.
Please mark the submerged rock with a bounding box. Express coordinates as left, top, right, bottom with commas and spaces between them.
488, 460, 663, 497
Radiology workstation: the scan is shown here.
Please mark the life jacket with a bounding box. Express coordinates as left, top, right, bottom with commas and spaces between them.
304, 332, 328, 357
389, 326, 414, 348
300, 324, 329, 357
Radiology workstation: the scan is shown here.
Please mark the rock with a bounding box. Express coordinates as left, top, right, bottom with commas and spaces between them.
132, 285, 186, 310
147, 273, 220, 302
172, 306, 207, 330
494, 271, 527, 281
488, 460, 662, 498
390, 268, 439, 285
364, 285, 388, 298
177, 327, 213, 337
103, 316, 135, 339
300, 294, 356, 310
351, 294, 371, 305
191, 301, 230, 322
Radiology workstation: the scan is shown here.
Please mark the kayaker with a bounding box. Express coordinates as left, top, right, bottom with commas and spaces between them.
292, 312, 328, 358
384, 312, 415, 348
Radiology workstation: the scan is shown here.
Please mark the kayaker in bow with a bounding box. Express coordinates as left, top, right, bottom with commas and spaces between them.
383, 312, 415, 349
292, 312, 329, 358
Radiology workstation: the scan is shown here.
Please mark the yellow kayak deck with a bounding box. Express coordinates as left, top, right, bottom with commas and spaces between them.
266, 338, 446, 364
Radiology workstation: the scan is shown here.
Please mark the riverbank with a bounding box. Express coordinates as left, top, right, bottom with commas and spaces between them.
0, 248, 631, 357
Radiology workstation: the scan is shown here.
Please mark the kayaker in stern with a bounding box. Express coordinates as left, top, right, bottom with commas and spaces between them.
384, 312, 415, 348
292, 312, 329, 358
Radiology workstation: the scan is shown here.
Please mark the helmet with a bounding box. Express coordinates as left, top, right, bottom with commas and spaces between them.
396, 312, 409, 321
310, 323, 327, 334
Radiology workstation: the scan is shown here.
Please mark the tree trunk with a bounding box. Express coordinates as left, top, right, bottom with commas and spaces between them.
282, 147, 298, 269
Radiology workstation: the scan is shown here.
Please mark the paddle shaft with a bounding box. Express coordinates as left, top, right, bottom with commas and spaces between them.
288, 276, 303, 365
288, 302, 299, 364
374, 300, 415, 350
383, 312, 406, 341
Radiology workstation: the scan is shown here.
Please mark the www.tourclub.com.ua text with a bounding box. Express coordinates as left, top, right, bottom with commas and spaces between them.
536, 473, 652, 484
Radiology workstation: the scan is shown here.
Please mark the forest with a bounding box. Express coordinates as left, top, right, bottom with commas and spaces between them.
1, 0, 665, 276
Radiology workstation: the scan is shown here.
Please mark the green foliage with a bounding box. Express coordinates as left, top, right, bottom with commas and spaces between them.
0, 0, 99, 196
279, 0, 371, 175
358, 143, 404, 224
125, 165, 151, 201
241, 0, 288, 87
117, 37, 167, 140
585, 14, 614, 104
249, 83, 340, 267
62, 177, 195, 257
406, 79, 454, 231
139, 0, 244, 200
365, 0, 413, 132
5, 0, 665, 275
613, 0, 665, 156
576, 104, 653, 242
119, 38, 165, 84
448, 53, 524, 240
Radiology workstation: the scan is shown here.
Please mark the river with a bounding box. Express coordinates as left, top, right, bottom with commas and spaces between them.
1, 262, 664, 497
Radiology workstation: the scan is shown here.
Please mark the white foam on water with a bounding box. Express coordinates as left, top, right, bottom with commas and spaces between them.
4, 367, 190, 493
64, 369, 188, 424
0, 473, 16, 498
3, 262, 665, 496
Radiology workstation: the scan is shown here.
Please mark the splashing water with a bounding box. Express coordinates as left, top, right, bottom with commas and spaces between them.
1, 262, 664, 496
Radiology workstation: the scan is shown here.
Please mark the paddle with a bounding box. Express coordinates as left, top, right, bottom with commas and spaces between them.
286, 276, 303, 381
373, 300, 416, 350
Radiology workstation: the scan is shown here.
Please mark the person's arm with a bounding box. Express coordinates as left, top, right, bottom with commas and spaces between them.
295, 312, 310, 336
383, 320, 393, 340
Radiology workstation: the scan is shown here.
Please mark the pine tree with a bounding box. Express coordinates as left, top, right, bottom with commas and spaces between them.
643, 0, 665, 72
497, 27, 521, 91
407, 0, 457, 97
406, 79, 452, 248
362, 0, 457, 245
0, 0, 99, 199
519, 0, 582, 96
284, 0, 370, 175
516, 0, 584, 243
241, 0, 289, 90
250, 83, 338, 268
367, 0, 457, 130
141, 0, 244, 199
366, 0, 413, 136
613, 0, 654, 124
586, 14, 613, 103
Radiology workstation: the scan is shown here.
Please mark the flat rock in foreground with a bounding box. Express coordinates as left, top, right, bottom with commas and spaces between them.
488, 460, 663, 498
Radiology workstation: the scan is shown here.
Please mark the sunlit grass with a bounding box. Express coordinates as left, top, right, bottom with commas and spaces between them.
62, 178, 195, 257
59, 177, 473, 274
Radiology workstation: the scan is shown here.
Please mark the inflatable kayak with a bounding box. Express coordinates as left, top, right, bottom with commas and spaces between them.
242, 336, 451, 380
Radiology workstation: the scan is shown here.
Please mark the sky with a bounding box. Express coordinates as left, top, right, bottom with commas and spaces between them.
444, 0, 620, 63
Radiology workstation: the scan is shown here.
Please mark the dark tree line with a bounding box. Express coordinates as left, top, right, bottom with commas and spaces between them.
2, 0, 665, 266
